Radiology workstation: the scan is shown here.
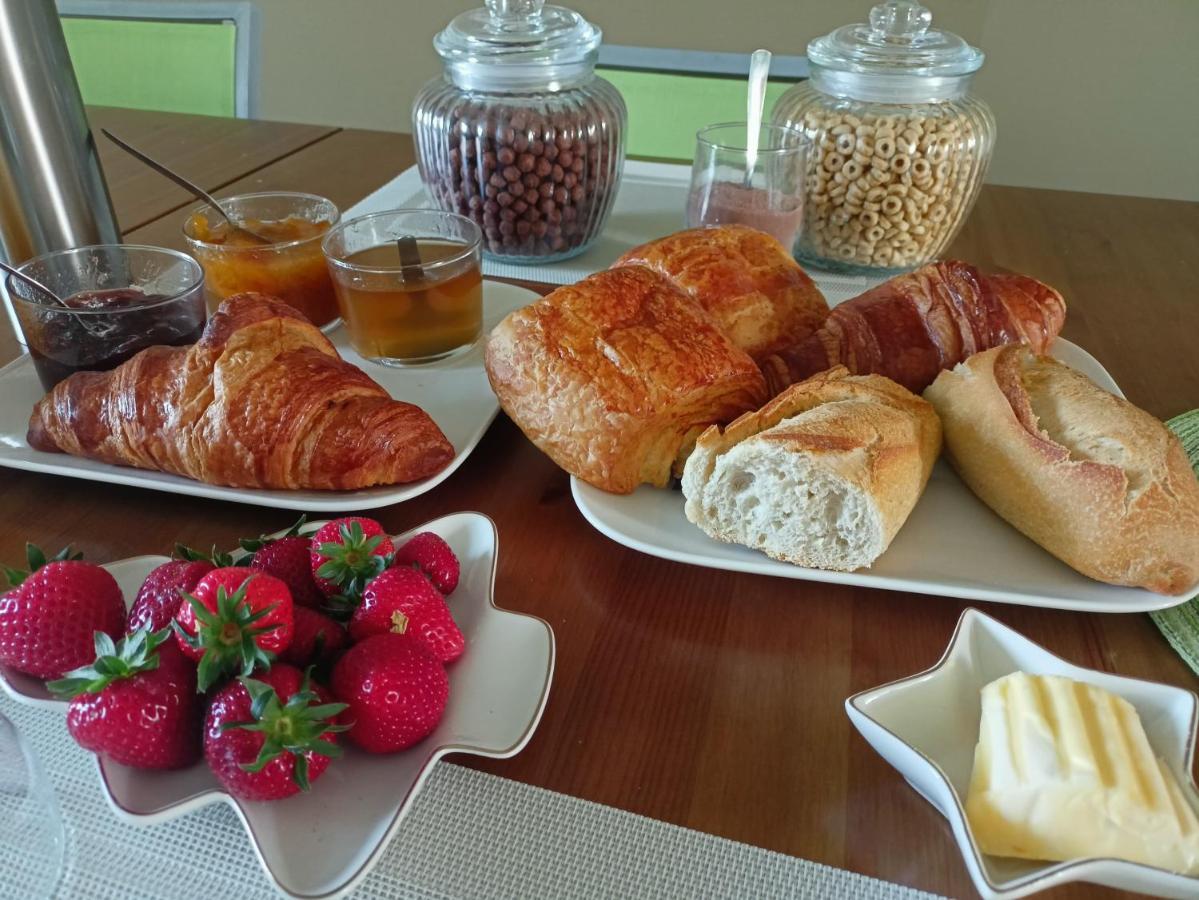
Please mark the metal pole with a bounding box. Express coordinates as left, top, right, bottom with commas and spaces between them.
0, 0, 121, 338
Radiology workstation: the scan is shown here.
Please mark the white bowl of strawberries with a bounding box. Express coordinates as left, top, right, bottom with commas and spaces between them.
0, 512, 555, 899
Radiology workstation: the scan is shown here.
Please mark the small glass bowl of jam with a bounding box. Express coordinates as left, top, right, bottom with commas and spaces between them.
6, 244, 207, 392
182, 192, 341, 328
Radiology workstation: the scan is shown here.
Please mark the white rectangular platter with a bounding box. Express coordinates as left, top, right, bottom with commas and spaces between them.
573, 339, 1192, 613
0, 280, 540, 511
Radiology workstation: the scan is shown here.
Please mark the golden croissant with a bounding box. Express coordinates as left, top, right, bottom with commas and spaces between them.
759, 260, 1067, 395
27, 293, 454, 490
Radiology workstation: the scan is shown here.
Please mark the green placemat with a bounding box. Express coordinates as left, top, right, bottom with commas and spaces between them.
1149, 409, 1199, 675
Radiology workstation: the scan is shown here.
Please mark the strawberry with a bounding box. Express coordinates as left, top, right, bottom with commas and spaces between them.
393, 532, 460, 595
49, 628, 201, 770
128, 559, 214, 634
309, 517, 394, 609
0, 544, 126, 680
349, 568, 464, 663
204, 664, 347, 801
280, 607, 348, 669
173, 568, 294, 692
251, 537, 324, 609
237, 516, 323, 609
332, 633, 448, 753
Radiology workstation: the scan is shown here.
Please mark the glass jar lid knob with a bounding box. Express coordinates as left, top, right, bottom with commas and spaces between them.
434, 0, 602, 91
485, 0, 542, 23
808, 0, 984, 79
869, 1, 932, 41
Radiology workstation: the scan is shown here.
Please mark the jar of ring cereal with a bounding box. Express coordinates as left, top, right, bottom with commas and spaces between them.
772, 0, 994, 275
413, 0, 626, 263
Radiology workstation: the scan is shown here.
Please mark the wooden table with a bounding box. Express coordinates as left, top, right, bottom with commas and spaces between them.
3, 107, 1198, 900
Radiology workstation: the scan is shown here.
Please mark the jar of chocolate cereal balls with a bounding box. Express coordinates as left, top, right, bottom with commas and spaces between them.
772, 1, 994, 275
414, 0, 626, 263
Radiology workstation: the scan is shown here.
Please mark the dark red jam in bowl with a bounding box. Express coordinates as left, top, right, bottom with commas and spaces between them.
24, 287, 205, 391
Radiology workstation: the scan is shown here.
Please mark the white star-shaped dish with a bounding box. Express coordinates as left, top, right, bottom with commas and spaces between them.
2, 513, 555, 899
846, 607, 1199, 899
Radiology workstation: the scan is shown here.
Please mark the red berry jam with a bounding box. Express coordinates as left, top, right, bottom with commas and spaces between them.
25, 287, 205, 391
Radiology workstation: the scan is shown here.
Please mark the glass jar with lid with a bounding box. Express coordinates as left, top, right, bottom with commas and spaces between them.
772, 1, 994, 275
413, 0, 626, 264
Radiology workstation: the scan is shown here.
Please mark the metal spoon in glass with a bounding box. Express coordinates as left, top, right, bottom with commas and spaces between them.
744, 48, 772, 186
0, 259, 107, 338
396, 235, 424, 283
0, 259, 69, 310
100, 129, 273, 245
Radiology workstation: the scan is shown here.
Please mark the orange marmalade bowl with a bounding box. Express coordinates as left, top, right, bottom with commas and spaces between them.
182, 192, 340, 327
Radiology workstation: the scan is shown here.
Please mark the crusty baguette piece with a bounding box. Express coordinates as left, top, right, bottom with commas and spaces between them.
924, 345, 1199, 594
682, 367, 941, 571
485, 265, 768, 494
614, 224, 829, 361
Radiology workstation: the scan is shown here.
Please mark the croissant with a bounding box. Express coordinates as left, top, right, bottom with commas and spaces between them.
759, 260, 1067, 395
27, 293, 454, 490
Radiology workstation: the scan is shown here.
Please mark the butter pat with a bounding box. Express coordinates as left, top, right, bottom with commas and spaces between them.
966, 671, 1199, 875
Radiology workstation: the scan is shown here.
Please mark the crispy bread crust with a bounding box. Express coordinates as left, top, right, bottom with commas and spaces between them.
925, 345, 1199, 594
683, 367, 942, 567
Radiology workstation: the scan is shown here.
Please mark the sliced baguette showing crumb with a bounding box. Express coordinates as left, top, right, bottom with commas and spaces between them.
682, 367, 942, 571
924, 345, 1199, 594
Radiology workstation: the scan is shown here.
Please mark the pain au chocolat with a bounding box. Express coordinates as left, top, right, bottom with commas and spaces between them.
615, 224, 829, 362
485, 265, 768, 494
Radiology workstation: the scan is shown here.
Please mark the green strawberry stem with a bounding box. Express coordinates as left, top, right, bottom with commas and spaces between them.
48, 627, 170, 698
2, 542, 82, 589
173, 576, 282, 692
223, 670, 348, 791
315, 521, 392, 611
238, 514, 309, 553
174, 543, 238, 567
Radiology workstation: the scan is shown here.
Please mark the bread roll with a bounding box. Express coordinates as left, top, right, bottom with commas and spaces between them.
485, 266, 768, 494
925, 346, 1199, 594
614, 224, 829, 361
682, 367, 941, 571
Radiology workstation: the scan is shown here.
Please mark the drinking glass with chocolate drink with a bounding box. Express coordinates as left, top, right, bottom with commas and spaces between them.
686, 123, 807, 252
322, 209, 483, 366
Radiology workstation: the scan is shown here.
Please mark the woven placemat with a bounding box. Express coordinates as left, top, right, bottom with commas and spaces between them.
0, 698, 941, 900
1149, 410, 1199, 675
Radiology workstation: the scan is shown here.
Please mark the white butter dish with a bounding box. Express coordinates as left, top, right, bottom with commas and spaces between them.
846, 608, 1199, 899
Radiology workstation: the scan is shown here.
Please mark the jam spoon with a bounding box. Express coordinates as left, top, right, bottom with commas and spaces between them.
100, 129, 273, 245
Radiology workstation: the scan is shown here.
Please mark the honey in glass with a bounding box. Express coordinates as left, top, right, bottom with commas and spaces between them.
330, 239, 482, 365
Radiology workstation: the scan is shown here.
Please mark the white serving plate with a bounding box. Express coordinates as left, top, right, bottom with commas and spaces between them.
0, 281, 540, 511
846, 608, 1199, 899
574, 338, 1191, 612
0, 513, 556, 900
